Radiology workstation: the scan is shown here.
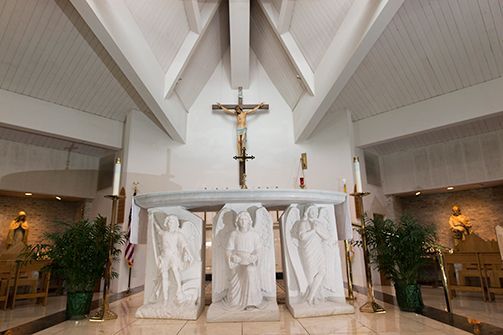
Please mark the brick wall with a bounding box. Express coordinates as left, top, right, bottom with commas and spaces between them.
398, 186, 503, 248
0, 196, 85, 247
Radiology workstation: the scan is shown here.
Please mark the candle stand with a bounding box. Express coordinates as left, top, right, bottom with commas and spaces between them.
344, 240, 355, 300
89, 194, 121, 321
436, 250, 452, 314
350, 191, 386, 313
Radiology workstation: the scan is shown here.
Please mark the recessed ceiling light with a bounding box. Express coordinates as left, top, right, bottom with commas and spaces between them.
447, 186, 454, 190
415, 191, 421, 196
55, 196, 62, 201
24, 192, 32, 196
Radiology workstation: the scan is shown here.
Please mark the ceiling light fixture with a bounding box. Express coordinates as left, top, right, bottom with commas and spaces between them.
415, 191, 421, 196
447, 186, 454, 190
24, 192, 32, 196
56, 196, 62, 201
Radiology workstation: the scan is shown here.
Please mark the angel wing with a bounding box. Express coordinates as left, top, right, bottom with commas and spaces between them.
318, 206, 336, 240
282, 205, 308, 295
318, 205, 339, 293
211, 207, 236, 302
253, 206, 276, 298
180, 220, 201, 263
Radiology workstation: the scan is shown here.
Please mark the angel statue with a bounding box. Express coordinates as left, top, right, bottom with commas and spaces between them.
208, 206, 278, 321
136, 211, 203, 319
225, 211, 263, 308
151, 215, 195, 305
283, 205, 340, 306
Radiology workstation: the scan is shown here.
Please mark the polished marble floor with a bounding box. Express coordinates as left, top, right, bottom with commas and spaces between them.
375, 284, 503, 330
0, 295, 68, 331
32, 291, 472, 335
0, 293, 102, 332
421, 286, 503, 329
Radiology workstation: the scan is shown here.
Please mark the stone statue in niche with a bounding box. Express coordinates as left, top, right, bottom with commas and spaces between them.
136, 210, 203, 319
449, 205, 472, 243
281, 204, 354, 318
6, 211, 29, 249
207, 205, 279, 322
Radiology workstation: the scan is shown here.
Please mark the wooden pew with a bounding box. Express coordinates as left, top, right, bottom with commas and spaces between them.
445, 234, 501, 301
479, 253, 503, 298
0, 261, 16, 309
11, 260, 51, 308
444, 252, 486, 300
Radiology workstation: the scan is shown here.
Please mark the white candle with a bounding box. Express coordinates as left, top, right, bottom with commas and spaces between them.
112, 158, 121, 196
353, 156, 363, 193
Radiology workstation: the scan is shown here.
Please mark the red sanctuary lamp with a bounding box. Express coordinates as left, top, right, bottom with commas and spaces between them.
299, 153, 307, 189
299, 176, 305, 189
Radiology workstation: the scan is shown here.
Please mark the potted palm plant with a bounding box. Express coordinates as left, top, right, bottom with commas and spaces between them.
29, 216, 125, 319
364, 215, 436, 312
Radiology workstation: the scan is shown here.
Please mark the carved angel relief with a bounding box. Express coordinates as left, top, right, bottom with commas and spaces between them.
136, 210, 203, 319
283, 205, 341, 306
210, 205, 277, 317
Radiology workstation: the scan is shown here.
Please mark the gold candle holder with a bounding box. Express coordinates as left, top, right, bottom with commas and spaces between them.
436, 250, 452, 313
89, 194, 121, 322
344, 240, 355, 300
350, 191, 385, 313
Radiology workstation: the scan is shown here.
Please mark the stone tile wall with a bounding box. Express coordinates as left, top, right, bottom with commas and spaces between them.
0, 195, 85, 247
398, 186, 503, 248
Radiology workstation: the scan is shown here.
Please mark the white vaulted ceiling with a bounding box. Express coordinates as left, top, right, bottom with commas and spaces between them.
1, 0, 503, 151
289, 0, 353, 71
332, 0, 503, 121
0, 0, 149, 122
124, 0, 190, 73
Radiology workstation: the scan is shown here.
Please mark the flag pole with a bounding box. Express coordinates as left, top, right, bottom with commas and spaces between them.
127, 265, 132, 293
124, 182, 138, 294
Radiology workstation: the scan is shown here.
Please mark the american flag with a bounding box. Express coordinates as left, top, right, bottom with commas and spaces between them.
124, 190, 137, 267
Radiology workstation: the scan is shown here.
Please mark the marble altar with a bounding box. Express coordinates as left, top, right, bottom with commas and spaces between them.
132, 189, 353, 320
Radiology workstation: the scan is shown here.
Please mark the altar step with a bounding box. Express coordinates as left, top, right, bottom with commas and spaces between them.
203, 280, 287, 305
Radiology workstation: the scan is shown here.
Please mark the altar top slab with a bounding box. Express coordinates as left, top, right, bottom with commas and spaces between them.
134, 189, 348, 210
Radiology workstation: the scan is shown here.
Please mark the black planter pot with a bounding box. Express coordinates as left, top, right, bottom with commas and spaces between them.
394, 282, 424, 313
66, 291, 93, 320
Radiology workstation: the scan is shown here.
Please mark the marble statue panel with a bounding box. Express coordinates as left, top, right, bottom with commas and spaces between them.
207, 203, 279, 322
136, 206, 204, 319
281, 204, 354, 318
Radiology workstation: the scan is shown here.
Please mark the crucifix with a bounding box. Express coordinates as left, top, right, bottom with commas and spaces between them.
212, 87, 269, 189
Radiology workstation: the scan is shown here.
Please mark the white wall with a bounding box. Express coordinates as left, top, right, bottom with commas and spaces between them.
0, 89, 123, 149
380, 129, 503, 195
354, 76, 503, 148
0, 139, 99, 198
113, 51, 364, 292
